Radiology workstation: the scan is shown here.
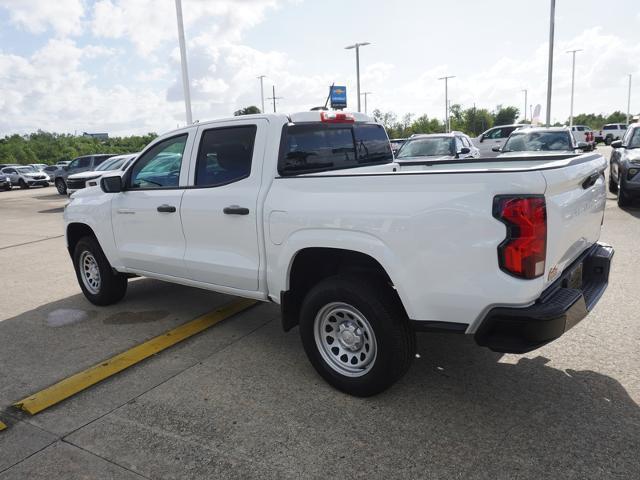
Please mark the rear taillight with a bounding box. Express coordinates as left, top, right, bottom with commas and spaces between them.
493, 196, 547, 279
320, 111, 355, 123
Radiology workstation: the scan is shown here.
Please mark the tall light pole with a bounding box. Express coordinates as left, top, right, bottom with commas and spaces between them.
345, 42, 370, 112
522, 89, 528, 122
257, 75, 266, 113
174, 0, 192, 125
627, 74, 633, 126
438, 75, 455, 132
567, 49, 582, 127
545, 0, 556, 127
360, 92, 372, 114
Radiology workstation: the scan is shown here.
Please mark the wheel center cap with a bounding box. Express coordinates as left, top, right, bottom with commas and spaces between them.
341, 330, 357, 346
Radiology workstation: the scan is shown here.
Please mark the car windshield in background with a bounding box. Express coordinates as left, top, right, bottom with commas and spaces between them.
628, 129, 640, 148
502, 131, 572, 152
96, 156, 129, 171
280, 123, 392, 175
396, 137, 453, 158
17, 166, 37, 173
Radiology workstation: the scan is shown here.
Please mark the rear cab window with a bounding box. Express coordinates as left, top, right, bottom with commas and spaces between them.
279, 123, 392, 176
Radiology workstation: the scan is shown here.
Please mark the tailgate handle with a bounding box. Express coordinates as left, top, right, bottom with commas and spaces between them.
581, 172, 600, 189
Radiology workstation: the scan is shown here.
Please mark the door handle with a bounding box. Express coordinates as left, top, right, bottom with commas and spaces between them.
223, 205, 250, 215
157, 204, 177, 213
581, 172, 600, 190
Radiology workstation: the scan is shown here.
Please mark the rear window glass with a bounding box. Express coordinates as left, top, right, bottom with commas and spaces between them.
279, 123, 392, 175
603, 125, 619, 130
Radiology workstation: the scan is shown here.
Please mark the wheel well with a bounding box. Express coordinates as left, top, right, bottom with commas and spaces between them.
280, 248, 400, 331
66, 223, 96, 257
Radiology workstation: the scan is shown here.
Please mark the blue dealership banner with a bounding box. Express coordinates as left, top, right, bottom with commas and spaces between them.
330, 85, 347, 109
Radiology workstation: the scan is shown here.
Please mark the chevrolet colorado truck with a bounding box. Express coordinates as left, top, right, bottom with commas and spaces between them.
64, 111, 613, 396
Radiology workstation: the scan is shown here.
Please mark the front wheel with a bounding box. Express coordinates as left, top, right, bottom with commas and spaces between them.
73, 236, 128, 305
609, 173, 618, 193
55, 178, 67, 195
617, 178, 632, 208
299, 274, 415, 397
19, 179, 29, 189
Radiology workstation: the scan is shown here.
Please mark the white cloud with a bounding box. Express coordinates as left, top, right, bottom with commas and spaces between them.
0, 0, 85, 36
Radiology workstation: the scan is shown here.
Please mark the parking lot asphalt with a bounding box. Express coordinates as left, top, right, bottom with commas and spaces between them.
1, 147, 639, 479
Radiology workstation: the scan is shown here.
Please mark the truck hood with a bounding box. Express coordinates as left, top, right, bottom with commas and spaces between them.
68, 171, 103, 180
623, 149, 640, 162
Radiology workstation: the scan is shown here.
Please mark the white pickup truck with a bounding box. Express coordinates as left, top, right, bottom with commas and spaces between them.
64, 111, 613, 396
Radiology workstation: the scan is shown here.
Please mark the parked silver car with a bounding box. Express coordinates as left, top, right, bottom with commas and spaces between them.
494, 127, 588, 155
472, 124, 528, 157
395, 132, 480, 163
0, 165, 49, 188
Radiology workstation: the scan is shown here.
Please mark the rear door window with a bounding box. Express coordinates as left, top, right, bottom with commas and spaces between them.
279, 123, 391, 176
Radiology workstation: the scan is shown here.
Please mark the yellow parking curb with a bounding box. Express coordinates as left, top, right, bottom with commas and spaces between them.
0, 420, 6, 431
14, 298, 257, 415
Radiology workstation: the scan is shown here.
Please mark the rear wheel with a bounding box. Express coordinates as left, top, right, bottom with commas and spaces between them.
55, 178, 67, 195
299, 274, 415, 397
73, 236, 128, 305
617, 178, 632, 208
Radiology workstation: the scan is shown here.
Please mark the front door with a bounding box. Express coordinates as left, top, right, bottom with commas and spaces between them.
111, 131, 195, 277
180, 120, 266, 291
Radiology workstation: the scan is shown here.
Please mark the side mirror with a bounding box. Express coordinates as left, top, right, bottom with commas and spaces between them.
491, 145, 502, 152
459, 147, 471, 154
479, 135, 484, 143
611, 140, 623, 149
101, 175, 123, 193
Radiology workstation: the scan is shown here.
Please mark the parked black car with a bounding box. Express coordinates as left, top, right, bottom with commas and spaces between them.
54, 154, 115, 194
609, 123, 640, 207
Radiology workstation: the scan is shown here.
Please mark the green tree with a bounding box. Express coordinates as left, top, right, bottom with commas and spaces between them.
493, 106, 520, 126
233, 106, 261, 116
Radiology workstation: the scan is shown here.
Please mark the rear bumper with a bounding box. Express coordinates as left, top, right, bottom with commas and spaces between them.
475, 242, 613, 353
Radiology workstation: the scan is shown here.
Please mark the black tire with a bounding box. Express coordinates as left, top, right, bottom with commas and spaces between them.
19, 179, 29, 189
299, 273, 415, 397
55, 178, 67, 195
605, 137, 612, 145
73, 236, 127, 306
609, 175, 618, 193
3, 185, 10, 191
617, 182, 632, 208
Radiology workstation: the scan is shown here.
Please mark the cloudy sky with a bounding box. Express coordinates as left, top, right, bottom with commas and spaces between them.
0, 0, 639, 136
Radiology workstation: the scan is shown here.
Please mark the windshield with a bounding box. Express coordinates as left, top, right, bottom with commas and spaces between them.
396, 137, 453, 158
17, 166, 37, 173
628, 128, 640, 148
96, 156, 128, 171
502, 131, 572, 152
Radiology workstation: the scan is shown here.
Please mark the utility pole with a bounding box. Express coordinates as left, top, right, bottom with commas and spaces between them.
257, 75, 266, 113
545, 0, 556, 127
627, 74, 633, 126
361, 92, 372, 114
267, 85, 283, 113
522, 89, 528, 122
345, 42, 371, 112
438, 75, 455, 132
174, 0, 193, 125
567, 49, 582, 127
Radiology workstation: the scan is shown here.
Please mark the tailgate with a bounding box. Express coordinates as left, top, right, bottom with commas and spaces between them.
542, 154, 607, 287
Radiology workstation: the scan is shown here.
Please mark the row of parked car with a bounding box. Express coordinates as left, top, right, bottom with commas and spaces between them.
0, 153, 137, 194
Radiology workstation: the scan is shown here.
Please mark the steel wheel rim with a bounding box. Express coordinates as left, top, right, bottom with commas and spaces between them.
314, 302, 377, 377
79, 251, 101, 294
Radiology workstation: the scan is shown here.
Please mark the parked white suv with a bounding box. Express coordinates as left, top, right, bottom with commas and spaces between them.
1, 165, 49, 188
472, 124, 528, 157
64, 111, 613, 396
570, 125, 595, 151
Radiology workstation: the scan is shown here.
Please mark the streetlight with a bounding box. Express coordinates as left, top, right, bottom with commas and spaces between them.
522, 89, 528, 122
257, 75, 266, 113
174, 0, 192, 124
545, 0, 556, 127
567, 49, 582, 127
345, 42, 371, 112
627, 74, 633, 126
360, 92, 372, 114
438, 75, 455, 132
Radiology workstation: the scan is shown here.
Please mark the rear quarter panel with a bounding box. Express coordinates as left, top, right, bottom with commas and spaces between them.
265, 169, 549, 329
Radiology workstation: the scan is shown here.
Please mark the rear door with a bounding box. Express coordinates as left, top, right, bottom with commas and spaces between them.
542, 154, 607, 285
111, 130, 195, 277
180, 120, 266, 291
